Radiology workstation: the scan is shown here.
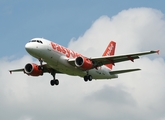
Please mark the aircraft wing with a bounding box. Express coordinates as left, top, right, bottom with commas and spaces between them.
9, 68, 24, 73
90, 50, 159, 67
68, 50, 159, 68
9, 64, 62, 74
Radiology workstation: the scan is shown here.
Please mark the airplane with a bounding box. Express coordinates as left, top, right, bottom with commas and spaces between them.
9, 38, 159, 86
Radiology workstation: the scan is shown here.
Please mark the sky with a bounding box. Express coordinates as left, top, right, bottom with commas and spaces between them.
1, 0, 165, 120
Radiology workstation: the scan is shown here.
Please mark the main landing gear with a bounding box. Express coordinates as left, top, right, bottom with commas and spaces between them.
50, 70, 59, 86
83, 71, 93, 82
50, 79, 59, 86
38, 58, 59, 86
84, 75, 92, 82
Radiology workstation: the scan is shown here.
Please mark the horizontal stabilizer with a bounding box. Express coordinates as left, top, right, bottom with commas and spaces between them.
110, 68, 141, 75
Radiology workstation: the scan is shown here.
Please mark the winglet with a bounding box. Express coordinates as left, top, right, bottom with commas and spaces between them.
9, 71, 12, 74
156, 50, 160, 55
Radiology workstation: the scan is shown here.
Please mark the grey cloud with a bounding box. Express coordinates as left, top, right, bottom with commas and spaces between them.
84, 85, 136, 106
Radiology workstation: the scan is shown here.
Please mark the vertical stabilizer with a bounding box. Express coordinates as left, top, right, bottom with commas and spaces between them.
102, 41, 116, 69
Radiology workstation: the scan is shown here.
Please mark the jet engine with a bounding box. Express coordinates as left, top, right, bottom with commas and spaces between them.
75, 56, 93, 70
24, 63, 43, 76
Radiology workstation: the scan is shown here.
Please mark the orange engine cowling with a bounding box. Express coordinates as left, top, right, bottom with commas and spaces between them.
24, 63, 43, 76
75, 56, 93, 70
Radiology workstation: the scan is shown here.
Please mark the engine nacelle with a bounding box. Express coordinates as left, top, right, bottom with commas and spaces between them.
24, 63, 43, 76
75, 56, 93, 70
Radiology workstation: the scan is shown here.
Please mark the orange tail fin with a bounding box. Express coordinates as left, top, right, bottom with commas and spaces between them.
102, 41, 116, 70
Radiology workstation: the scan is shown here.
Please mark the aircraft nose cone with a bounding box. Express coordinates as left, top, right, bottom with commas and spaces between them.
25, 43, 35, 53
25, 43, 31, 51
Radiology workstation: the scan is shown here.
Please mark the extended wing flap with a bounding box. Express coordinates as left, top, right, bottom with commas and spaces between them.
110, 68, 141, 75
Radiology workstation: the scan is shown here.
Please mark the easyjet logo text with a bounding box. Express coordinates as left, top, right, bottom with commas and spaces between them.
51, 42, 82, 58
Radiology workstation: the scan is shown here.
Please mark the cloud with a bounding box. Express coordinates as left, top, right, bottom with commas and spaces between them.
0, 7, 165, 120
69, 8, 165, 57
84, 85, 136, 106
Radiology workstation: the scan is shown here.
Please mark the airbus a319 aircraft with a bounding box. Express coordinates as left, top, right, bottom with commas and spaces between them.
10, 38, 159, 86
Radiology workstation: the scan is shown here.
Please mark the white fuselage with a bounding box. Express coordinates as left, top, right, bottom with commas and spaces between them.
25, 38, 118, 79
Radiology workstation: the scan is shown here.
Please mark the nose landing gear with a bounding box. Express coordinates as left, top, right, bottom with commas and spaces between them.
39, 59, 44, 70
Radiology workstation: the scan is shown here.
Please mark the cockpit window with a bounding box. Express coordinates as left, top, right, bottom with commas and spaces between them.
30, 40, 43, 44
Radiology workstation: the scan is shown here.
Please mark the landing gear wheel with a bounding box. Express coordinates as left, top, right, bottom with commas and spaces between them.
84, 76, 88, 82
84, 75, 92, 82
88, 75, 92, 81
55, 79, 59, 85
50, 80, 55, 86
50, 79, 59, 86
